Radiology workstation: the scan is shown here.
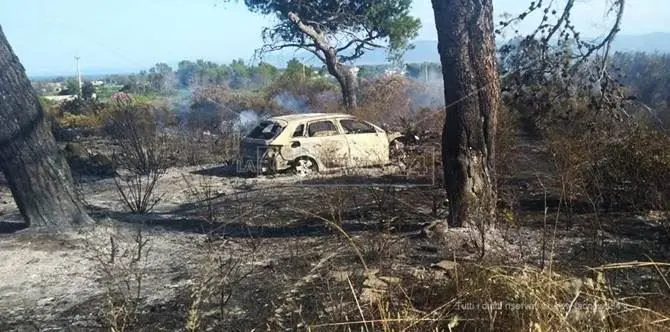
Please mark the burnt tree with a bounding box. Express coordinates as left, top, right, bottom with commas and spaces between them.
432, 0, 500, 227
0, 26, 92, 228
243, 0, 420, 110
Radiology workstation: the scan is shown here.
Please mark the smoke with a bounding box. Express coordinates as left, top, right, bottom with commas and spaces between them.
408, 80, 445, 110
235, 109, 262, 134
272, 91, 310, 113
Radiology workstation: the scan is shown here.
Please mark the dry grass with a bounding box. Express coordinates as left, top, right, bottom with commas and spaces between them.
296, 260, 670, 332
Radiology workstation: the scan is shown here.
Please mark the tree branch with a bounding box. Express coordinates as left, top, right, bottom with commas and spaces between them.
287, 12, 332, 57
335, 32, 382, 54
258, 42, 326, 63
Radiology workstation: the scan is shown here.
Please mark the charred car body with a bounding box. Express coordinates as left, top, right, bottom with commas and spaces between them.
238, 113, 402, 176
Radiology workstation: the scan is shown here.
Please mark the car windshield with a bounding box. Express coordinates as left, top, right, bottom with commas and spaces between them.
246, 121, 284, 140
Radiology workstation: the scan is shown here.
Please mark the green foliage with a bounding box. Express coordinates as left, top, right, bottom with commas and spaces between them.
244, 0, 420, 62
174, 59, 278, 90
228, 59, 250, 89
81, 81, 96, 100
254, 61, 279, 80
148, 63, 177, 94
60, 78, 80, 95
266, 65, 338, 112
281, 58, 316, 79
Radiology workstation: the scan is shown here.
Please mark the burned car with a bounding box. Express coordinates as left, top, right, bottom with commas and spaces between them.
238, 113, 402, 176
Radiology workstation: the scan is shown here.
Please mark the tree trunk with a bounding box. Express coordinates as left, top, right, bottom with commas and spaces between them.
0, 26, 93, 228
431, 0, 500, 227
327, 61, 358, 110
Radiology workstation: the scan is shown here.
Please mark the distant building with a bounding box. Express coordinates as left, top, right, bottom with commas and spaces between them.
91, 80, 105, 86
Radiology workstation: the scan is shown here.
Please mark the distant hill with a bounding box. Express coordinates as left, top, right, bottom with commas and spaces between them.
353, 32, 670, 65
607, 32, 670, 53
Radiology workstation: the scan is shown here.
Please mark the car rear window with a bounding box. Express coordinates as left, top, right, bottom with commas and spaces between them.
246, 121, 284, 140
340, 119, 377, 134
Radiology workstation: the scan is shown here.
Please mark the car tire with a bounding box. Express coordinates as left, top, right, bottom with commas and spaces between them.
292, 157, 318, 177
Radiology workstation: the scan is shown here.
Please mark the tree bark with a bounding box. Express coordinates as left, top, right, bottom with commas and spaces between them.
0, 26, 93, 228
287, 12, 358, 110
431, 0, 500, 227
326, 60, 358, 110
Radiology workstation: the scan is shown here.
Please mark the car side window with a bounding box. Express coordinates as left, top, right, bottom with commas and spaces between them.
292, 124, 305, 137
340, 119, 377, 134
308, 120, 339, 137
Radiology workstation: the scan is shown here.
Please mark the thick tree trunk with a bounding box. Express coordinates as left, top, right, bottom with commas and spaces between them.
0, 26, 92, 228
327, 61, 358, 110
431, 0, 500, 227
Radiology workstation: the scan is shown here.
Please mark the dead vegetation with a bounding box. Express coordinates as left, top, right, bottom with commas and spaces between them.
1, 71, 670, 332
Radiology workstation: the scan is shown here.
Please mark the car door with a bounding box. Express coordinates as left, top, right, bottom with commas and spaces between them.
298, 119, 349, 168
339, 118, 389, 167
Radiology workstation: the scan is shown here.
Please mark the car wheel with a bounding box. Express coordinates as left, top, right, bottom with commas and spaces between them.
293, 157, 317, 177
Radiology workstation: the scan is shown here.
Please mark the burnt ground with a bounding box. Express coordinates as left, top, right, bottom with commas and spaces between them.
0, 135, 669, 331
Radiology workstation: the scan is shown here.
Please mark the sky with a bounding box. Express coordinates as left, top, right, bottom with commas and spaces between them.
1, 0, 668, 76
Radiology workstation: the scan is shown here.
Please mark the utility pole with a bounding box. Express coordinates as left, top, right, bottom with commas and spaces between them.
74, 56, 82, 96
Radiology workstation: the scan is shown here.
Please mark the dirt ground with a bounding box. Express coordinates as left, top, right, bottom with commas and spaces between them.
0, 138, 669, 331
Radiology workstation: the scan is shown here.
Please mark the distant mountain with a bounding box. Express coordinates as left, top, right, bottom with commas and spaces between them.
607, 32, 670, 53
353, 32, 670, 65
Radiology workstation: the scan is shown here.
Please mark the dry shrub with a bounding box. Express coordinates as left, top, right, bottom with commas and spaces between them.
44, 98, 107, 138
83, 224, 152, 332
357, 75, 411, 125
548, 122, 670, 213
495, 104, 519, 175
59, 112, 102, 128
495, 103, 521, 222
184, 239, 256, 332
102, 93, 172, 176
102, 93, 172, 213
188, 85, 230, 132
188, 85, 278, 132
583, 128, 670, 211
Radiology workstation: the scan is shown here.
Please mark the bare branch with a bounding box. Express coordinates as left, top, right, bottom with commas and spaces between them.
541, 0, 575, 45
258, 42, 326, 63
335, 32, 382, 54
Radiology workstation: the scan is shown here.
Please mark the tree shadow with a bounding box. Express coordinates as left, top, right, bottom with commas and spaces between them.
517, 197, 595, 214
190, 164, 255, 178
0, 221, 28, 234
296, 173, 435, 187
89, 206, 425, 238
